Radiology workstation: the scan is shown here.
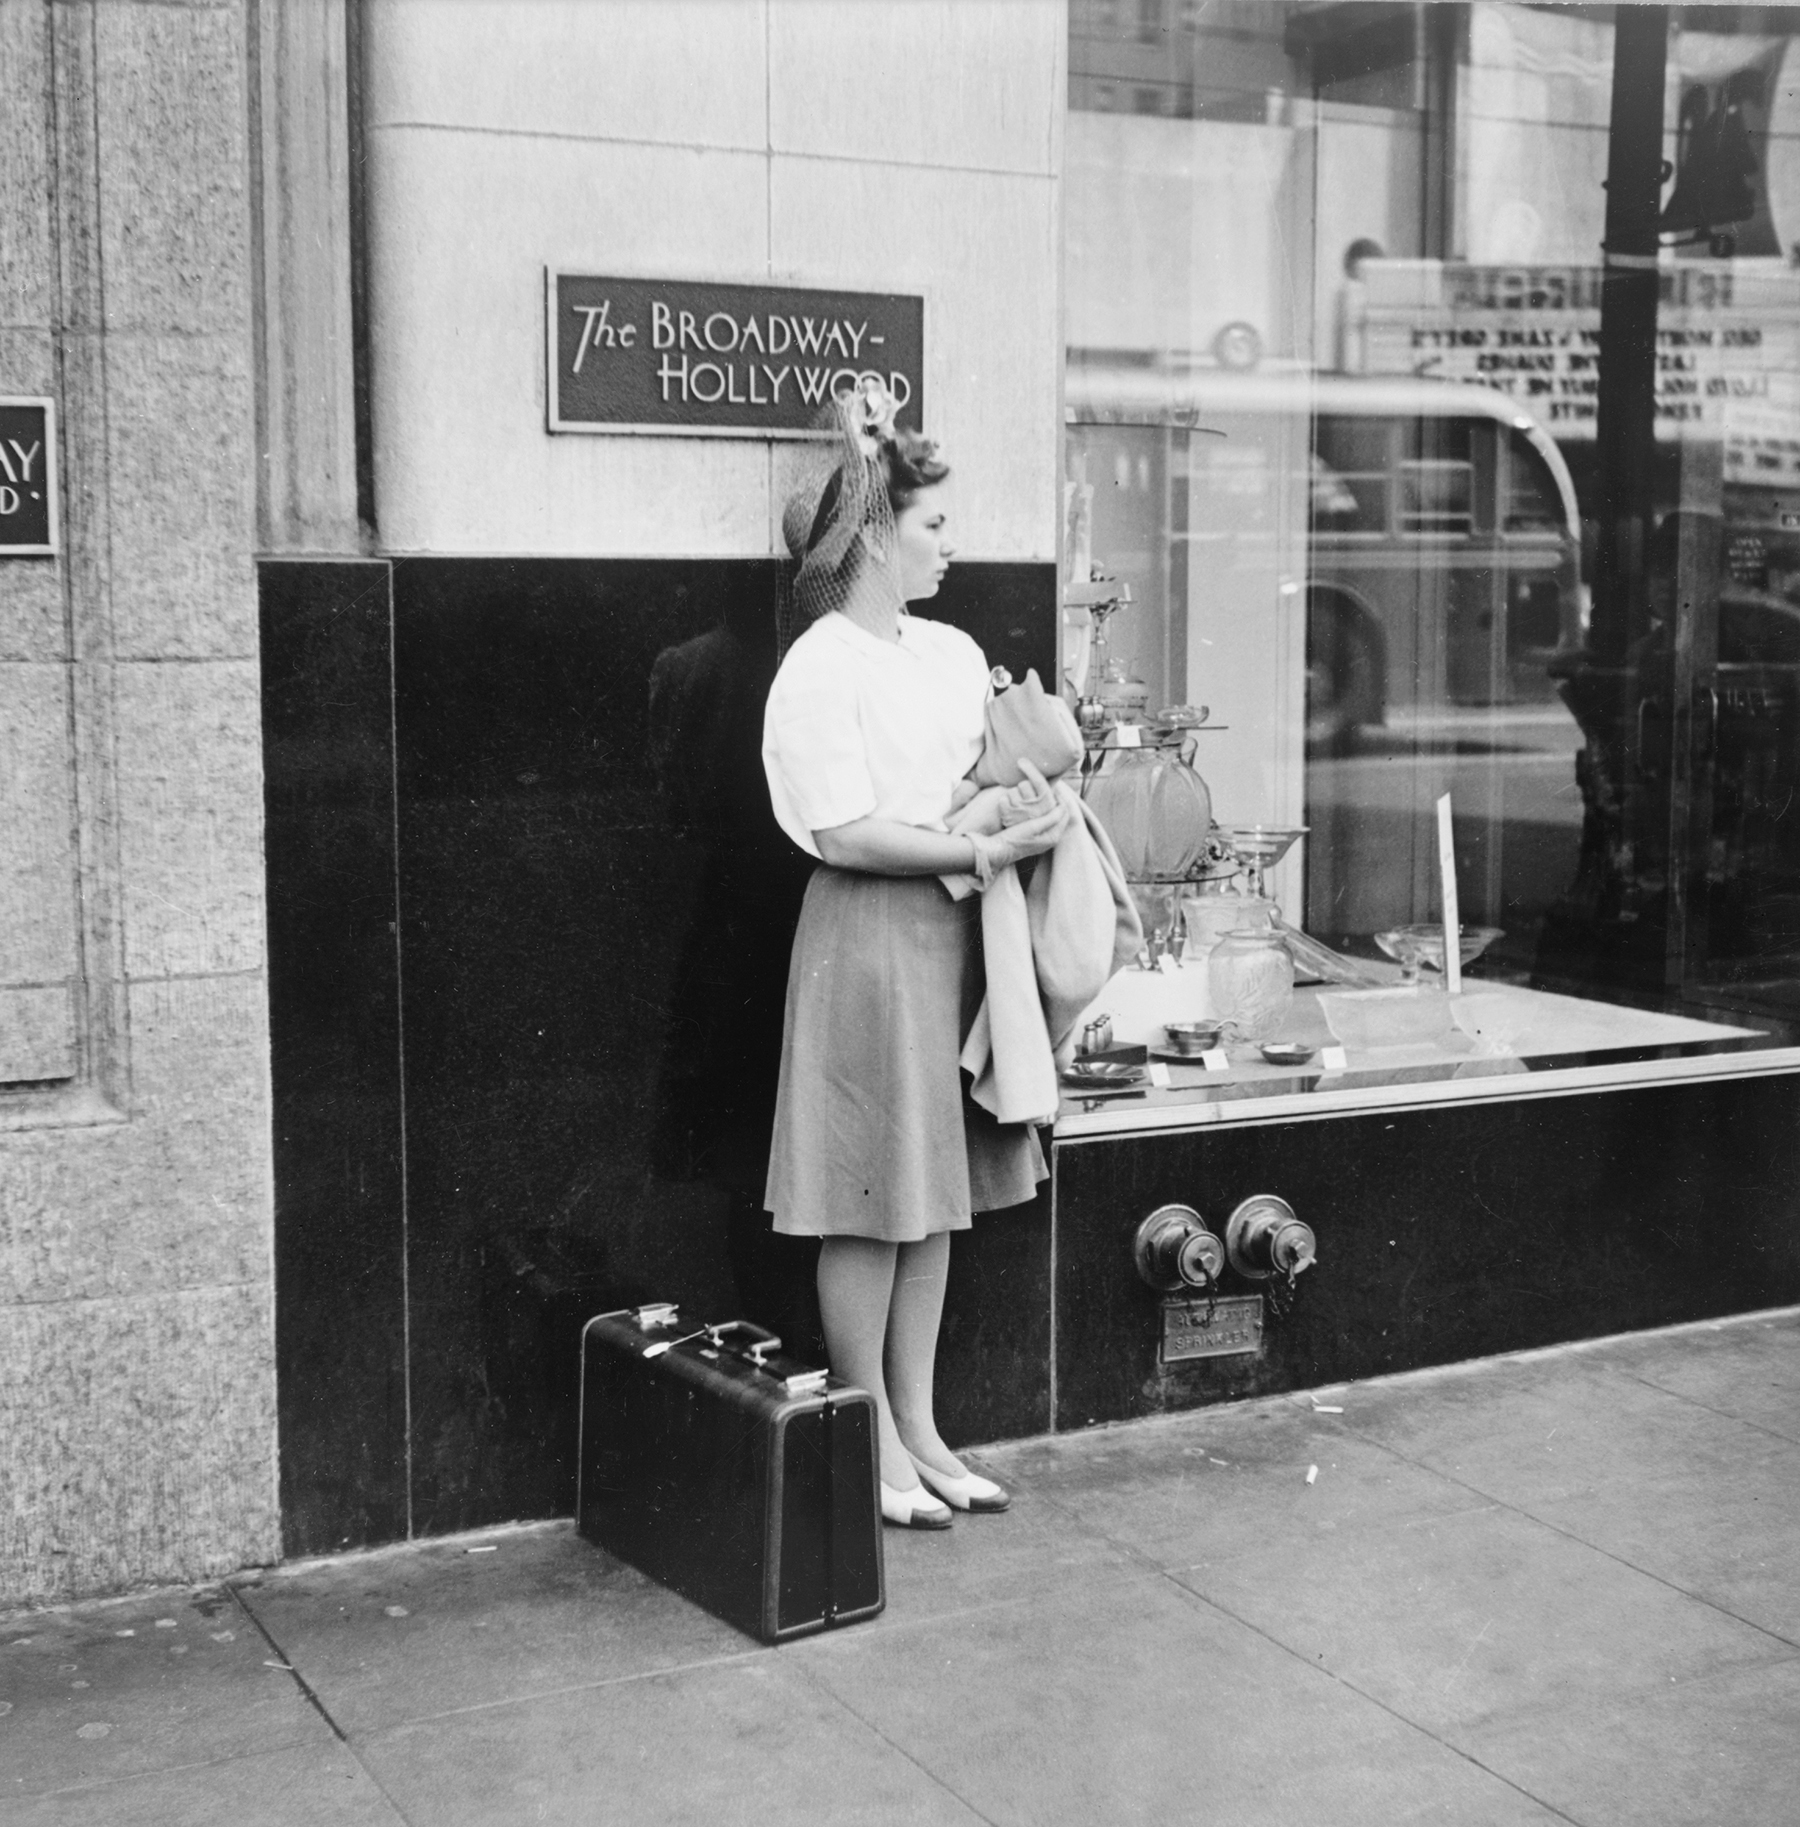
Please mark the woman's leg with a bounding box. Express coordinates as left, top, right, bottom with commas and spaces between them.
884, 1231, 968, 1478
816, 1236, 918, 1489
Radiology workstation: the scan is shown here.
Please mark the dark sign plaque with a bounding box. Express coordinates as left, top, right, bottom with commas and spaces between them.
547, 272, 923, 437
0, 399, 57, 555
1160, 1294, 1264, 1364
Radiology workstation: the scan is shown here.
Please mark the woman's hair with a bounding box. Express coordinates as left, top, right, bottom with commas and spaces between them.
882, 428, 950, 515
778, 386, 945, 648
799, 427, 949, 556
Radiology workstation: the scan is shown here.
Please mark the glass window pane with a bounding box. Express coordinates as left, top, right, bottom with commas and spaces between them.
1066, 0, 1800, 1033
1505, 431, 1564, 532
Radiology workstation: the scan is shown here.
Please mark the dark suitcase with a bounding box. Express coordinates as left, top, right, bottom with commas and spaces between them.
577, 1304, 884, 1643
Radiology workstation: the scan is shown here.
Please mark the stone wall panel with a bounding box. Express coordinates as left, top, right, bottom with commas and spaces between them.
0, 660, 80, 986
0, 1282, 280, 1605
0, 973, 271, 1305
365, 0, 769, 150
367, 129, 771, 556
93, 0, 251, 335
115, 658, 265, 980
104, 332, 257, 658
0, 0, 55, 328
769, 0, 1062, 175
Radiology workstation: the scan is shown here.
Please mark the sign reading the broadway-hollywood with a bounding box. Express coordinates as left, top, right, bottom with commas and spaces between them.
0, 399, 57, 555
547, 273, 923, 436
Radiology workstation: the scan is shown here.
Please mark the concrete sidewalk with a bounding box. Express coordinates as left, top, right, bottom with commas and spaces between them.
6, 1309, 1799, 1826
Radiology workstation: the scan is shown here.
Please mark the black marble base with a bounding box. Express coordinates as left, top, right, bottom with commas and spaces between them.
262, 555, 1060, 1549
938, 1181, 1055, 1447
260, 560, 408, 1554
1052, 1071, 1800, 1430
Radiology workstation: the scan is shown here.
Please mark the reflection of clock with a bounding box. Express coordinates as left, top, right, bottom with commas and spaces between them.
1211, 320, 1263, 372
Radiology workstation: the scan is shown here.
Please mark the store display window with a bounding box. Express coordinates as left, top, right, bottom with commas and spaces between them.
1062, 1, 1800, 1121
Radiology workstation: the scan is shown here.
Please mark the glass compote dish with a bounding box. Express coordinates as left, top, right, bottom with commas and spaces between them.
1374, 923, 1504, 986
1216, 826, 1308, 904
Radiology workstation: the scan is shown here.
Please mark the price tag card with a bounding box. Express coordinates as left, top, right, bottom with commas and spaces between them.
1114, 724, 1142, 748
1200, 1048, 1231, 1073
1148, 1062, 1171, 1088
1319, 1045, 1349, 1072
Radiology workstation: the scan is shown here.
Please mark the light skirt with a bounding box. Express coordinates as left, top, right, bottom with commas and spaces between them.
765, 868, 1046, 1240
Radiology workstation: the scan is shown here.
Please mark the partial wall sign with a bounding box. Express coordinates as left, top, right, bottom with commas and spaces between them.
0, 399, 56, 555
547, 273, 924, 437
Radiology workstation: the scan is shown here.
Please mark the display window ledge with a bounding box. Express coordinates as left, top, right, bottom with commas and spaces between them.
1054, 979, 1800, 1139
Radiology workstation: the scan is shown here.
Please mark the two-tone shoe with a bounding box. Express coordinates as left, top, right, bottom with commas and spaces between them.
879, 1479, 953, 1530
907, 1450, 1011, 1513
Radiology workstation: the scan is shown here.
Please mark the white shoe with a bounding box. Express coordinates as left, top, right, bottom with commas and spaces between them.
907, 1450, 1011, 1514
880, 1479, 953, 1530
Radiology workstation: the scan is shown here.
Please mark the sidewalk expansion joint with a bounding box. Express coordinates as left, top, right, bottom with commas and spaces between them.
781, 1652, 1006, 1827
1608, 1364, 1800, 1449
1334, 1420, 1800, 1658
339, 1643, 777, 1737
228, 1583, 350, 1745
1017, 1483, 1589, 1827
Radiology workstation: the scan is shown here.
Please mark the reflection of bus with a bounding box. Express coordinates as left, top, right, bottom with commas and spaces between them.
1065, 369, 1584, 751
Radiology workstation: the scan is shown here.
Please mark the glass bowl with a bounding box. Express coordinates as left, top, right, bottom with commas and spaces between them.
1318, 987, 1457, 1051
1373, 923, 1504, 985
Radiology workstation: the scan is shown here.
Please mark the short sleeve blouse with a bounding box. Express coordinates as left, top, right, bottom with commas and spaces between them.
762, 612, 992, 858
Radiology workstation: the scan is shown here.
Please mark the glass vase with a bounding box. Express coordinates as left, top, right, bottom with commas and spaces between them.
1085, 741, 1214, 881
1207, 928, 1293, 1043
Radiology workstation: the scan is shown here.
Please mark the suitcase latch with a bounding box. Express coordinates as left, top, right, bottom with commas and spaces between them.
632, 1303, 680, 1331
780, 1370, 829, 1397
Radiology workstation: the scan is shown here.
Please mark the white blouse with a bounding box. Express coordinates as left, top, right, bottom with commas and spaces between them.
762, 611, 992, 859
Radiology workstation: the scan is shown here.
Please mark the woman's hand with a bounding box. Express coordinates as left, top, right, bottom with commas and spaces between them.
975, 792, 1073, 871
946, 784, 1013, 838
814, 767, 1073, 878
998, 759, 1059, 828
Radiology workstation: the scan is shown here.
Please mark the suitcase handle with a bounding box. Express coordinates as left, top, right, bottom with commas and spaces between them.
705, 1320, 783, 1368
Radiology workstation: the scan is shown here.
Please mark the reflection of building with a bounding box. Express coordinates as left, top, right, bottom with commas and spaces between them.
1070, 4, 1800, 369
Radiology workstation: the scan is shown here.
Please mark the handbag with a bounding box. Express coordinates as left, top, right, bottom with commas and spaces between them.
971, 667, 1084, 788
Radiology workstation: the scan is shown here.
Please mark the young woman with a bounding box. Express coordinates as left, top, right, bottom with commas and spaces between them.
762, 388, 1068, 1529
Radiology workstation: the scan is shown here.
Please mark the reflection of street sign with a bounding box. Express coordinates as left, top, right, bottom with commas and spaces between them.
0, 399, 56, 555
